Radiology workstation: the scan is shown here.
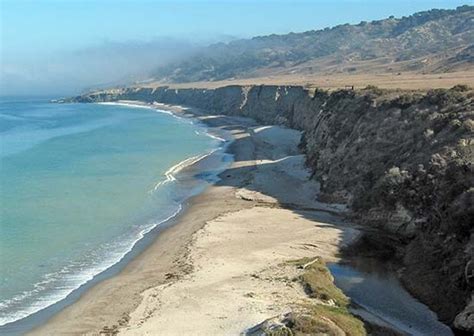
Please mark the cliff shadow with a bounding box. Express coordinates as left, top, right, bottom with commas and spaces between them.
189, 113, 356, 247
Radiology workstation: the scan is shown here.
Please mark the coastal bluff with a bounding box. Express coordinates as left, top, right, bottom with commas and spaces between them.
68, 84, 474, 332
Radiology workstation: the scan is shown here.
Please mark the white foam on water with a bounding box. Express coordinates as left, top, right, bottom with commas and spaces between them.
150, 147, 222, 193
0, 204, 183, 326
205, 132, 226, 142
0, 101, 231, 327
101, 102, 194, 126
98, 102, 153, 110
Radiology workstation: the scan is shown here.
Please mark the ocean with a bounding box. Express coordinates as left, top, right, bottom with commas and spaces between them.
0, 98, 229, 329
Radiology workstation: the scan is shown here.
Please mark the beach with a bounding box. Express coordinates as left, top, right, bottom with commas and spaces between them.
3, 2, 472, 334
29, 102, 359, 335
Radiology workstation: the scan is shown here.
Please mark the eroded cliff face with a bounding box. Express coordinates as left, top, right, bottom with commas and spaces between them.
70, 84, 474, 332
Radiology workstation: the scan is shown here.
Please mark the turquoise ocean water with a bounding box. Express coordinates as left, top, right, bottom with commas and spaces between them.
0, 99, 227, 327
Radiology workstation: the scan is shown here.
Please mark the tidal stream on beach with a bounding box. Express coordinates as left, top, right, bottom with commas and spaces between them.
329, 259, 453, 335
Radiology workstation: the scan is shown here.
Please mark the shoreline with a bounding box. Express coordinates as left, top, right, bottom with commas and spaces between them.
15, 100, 453, 335
0, 101, 232, 335
21, 102, 258, 335
24, 101, 361, 335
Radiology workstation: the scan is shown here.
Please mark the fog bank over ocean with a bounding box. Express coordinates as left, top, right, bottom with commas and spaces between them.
0, 38, 204, 97
1, 0, 467, 97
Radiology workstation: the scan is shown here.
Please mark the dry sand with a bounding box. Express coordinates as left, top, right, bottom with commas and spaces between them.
30, 103, 358, 335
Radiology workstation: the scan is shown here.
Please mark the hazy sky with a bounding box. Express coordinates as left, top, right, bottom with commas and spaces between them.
0, 0, 470, 96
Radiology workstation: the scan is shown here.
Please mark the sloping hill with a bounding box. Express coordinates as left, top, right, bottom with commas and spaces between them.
152, 5, 473, 83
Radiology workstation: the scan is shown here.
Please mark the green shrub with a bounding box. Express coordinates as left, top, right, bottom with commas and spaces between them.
450, 84, 471, 92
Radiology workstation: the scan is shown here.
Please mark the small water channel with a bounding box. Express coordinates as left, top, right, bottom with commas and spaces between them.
328, 259, 453, 336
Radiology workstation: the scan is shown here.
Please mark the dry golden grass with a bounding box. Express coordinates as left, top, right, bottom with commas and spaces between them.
139, 70, 474, 91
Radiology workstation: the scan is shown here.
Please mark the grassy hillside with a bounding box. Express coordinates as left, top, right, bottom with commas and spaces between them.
152, 5, 473, 83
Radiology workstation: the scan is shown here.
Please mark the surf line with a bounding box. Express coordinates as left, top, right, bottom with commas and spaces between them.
149, 148, 220, 194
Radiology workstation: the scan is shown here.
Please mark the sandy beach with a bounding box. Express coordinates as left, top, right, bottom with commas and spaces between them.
30, 103, 359, 335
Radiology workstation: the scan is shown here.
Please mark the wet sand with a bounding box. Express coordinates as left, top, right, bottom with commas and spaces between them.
30, 102, 358, 335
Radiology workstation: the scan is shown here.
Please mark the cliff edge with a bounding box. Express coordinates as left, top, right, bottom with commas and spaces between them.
68, 84, 474, 333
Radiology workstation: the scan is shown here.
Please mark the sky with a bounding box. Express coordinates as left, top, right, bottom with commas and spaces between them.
0, 0, 470, 96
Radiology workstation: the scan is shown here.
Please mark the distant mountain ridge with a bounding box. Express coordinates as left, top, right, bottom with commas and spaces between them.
153, 5, 474, 83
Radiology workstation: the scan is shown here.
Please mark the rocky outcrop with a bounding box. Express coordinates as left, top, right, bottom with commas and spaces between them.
68, 84, 474, 332
455, 294, 474, 332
